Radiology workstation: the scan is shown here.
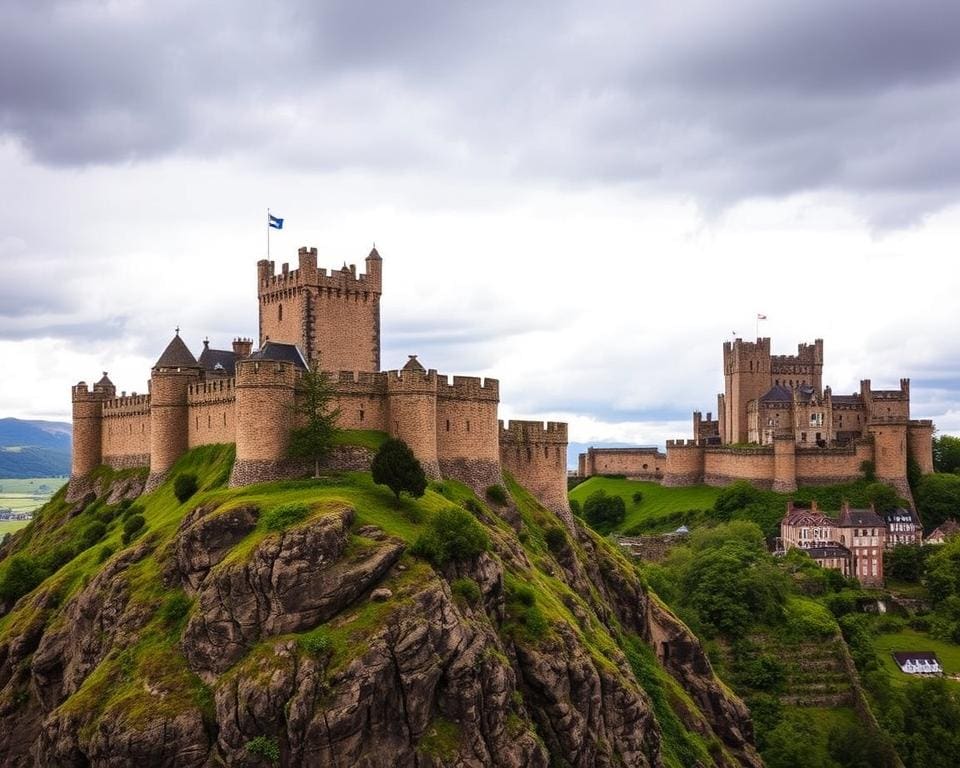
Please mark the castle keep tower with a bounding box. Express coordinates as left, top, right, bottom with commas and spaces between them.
70, 373, 115, 479
257, 246, 382, 371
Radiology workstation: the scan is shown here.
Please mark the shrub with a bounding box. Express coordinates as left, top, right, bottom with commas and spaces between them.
121, 514, 146, 545
97, 545, 115, 564
245, 735, 280, 764
860, 459, 876, 482
173, 473, 199, 503
583, 490, 626, 534
263, 502, 311, 531
299, 628, 332, 655
39, 543, 76, 572
544, 525, 567, 553
79, 521, 107, 550
569, 499, 581, 517
506, 580, 548, 639
159, 592, 192, 627
511, 583, 536, 607
485, 484, 508, 506
451, 577, 482, 606
632, 491, 644, 506
0, 555, 46, 602
95, 506, 118, 525
411, 507, 490, 567
371, 438, 427, 505
121, 503, 144, 521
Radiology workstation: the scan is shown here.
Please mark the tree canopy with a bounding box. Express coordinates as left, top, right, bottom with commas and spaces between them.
288, 362, 342, 477
371, 438, 427, 505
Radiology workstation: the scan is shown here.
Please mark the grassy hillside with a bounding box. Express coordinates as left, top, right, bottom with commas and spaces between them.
0, 445, 749, 767
569, 476, 720, 533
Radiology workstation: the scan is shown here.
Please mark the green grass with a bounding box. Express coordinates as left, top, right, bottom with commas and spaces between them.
332, 429, 390, 451
0, 520, 31, 535
873, 629, 960, 684
569, 477, 721, 533
0, 477, 68, 494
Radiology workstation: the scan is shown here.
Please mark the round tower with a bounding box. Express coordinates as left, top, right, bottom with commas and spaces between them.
498, 420, 571, 524
71, 382, 104, 478
387, 356, 440, 478
907, 420, 935, 475
436, 375, 501, 492
148, 332, 201, 489
231, 357, 299, 486
869, 422, 911, 497
772, 435, 797, 493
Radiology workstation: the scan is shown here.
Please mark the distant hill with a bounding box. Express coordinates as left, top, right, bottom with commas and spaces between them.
0, 418, 71, 478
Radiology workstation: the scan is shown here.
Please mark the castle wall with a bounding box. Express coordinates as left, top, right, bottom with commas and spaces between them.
795, 441, 874, 485
499, 420, 570, 521
772, 435, 797, 492
869, 422, 911, 498
663, 441, 705, 486
704, 446, 775, 488
101, 394, 151, 468
258, 283, 306, 353
327, 371, 389, 431
436, 376, 501, 491
579, 447, 665, 479
187, 379, 237, 448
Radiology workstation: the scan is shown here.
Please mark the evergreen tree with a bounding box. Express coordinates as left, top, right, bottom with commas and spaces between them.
288, 361, 342, 478
371, 438, 427, 506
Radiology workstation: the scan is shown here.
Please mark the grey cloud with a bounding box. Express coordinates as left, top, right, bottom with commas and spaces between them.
4, 1, 960, 224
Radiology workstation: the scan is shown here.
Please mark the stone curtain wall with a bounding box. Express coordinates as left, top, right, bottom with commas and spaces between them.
579, 447, 666, 479
101, 394, 151, 469
187, 379, 237, 448
499, 421, 570, 520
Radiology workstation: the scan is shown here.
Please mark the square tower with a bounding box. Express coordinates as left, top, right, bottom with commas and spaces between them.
257, 246, 382, 371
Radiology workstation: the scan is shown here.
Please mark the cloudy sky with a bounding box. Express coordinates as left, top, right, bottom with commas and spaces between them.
2, 0, 960, 459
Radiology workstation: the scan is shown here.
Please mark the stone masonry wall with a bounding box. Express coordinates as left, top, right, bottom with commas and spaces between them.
187, 379, 237, 448
579, 447, 666, 479
101, 394, 150, 468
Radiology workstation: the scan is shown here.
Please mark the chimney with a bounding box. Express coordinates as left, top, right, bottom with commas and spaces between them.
233, 337, 254, 358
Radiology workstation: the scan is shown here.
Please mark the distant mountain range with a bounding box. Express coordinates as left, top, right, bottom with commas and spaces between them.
0, 418, 72, 478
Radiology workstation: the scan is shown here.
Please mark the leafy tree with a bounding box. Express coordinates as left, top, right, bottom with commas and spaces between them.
860, 459, 876, 482
0, 555, 45, 603
916, 473, 960, 532
864, 482, 902, 513
897, 679, 960, 768
174, 473, 198, 503
288, 361, 342, 478
371, 438, 427, 505
885, 544, 927, 583
582, 490, 626, 533
933, 435, 960, 474
713, 480, 763, 518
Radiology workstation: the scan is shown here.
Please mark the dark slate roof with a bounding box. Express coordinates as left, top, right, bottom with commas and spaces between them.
402, 355, 425, 372
95, 372, 114, 387
154, 333, 199, 369
367, 246, 381, 260
797, 385, 816, 403
760, 384, 793, 403
838, 507, 885, 528
883, 507, 920, 527
249, 341, 308, 369
198, 342, 238, 376
892, 651, 940, 665
806, 545, 850, 559
832, 394, 860, 405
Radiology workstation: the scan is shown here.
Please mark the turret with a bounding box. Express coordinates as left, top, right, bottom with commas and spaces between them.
232, 337, 254, 358
147, 331, 202, 489
71, 381, 106, 478
499, 420, 570, 521
387, 356, 440, 478
365, 245, 382, 292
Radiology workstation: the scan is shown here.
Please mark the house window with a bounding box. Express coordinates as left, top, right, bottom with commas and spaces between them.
801, 432, 807, 442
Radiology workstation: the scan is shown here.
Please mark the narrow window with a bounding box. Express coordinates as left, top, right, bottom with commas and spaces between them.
466, 420, 470, 432
526, 447, 531, 462
359, 409, 365, 422
445, 419, 450, 432
278, 303, 283, 322
223, 412, 227, 426
208, 413, 211, 428
195, 416, 199, 430
544, 446, 549, 459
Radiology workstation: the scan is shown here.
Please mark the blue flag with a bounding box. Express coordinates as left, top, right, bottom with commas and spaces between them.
268, 213, 284, 230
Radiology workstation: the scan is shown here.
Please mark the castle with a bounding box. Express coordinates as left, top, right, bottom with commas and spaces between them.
69, 247, 570, 515
580, 337, 934, 496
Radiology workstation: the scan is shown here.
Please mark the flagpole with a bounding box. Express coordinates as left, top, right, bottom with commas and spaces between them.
267, 208, 270, 260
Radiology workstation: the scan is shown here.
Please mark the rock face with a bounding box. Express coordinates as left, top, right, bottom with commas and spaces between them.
0, 474, 761, 768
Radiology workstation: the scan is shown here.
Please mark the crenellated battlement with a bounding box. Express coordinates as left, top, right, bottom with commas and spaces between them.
666, 439, 698, 448
257, 247, 382, 296
385, 367, 439, 392
188, 377, 236, 405
235, 358, 301, 388
498, 420, 568, 444
103, 394, 151, 416
437, 375, 499, 401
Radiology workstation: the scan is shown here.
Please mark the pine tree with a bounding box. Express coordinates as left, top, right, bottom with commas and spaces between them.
371, 438, 427, 506
288, 361, 342, 478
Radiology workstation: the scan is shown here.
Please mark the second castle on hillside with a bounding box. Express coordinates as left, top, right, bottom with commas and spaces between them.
70, 247, 569, 513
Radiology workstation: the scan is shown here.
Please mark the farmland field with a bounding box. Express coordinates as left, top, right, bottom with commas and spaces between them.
0, 476, 68, 533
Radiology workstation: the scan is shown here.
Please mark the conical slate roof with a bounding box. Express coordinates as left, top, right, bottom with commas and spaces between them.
367, 245, 381, 260
402, 355, 425, 372
95, 372, 114, 387
154, 333, 199, 369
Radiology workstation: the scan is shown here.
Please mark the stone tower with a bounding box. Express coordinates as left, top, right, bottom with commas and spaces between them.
257, 246, 382, 371
722, 338, 772, 444
147, 332, 202, 489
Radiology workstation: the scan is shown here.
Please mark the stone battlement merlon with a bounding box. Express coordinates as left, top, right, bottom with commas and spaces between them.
588, 446, 663, 455
666, 439, 699, 448
188, 378, 236, 405
102, 394, 151, 414
437, 375, 500, 401
498, 420, 568, 444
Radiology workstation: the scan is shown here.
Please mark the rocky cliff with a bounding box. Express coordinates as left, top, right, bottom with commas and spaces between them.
0, 445, 761, 767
